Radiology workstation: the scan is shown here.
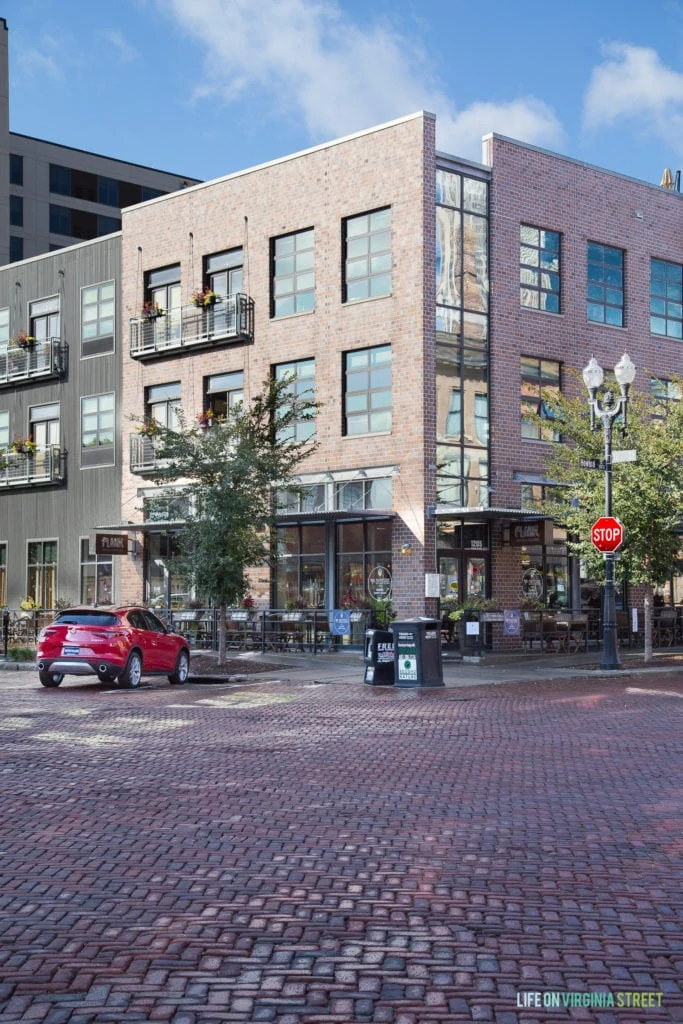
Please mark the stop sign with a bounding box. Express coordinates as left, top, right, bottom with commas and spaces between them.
591, 516, 624, 552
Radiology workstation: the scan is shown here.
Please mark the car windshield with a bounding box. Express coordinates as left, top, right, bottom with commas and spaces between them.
55, 612, 120, 627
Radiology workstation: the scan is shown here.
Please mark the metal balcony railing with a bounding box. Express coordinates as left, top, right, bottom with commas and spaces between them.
0, 445, 65, 488
129, 433, 162, 474
130, 294, 255, 358
0, 339, 67, 387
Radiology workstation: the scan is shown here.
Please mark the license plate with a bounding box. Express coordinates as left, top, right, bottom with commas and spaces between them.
62, 646, 80, 655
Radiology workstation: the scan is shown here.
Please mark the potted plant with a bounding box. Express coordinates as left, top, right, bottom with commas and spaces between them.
448, 597, 501, 656
10, 435, 38, 456
191, 287, 219, 308
12, 330, 36, 350
196, 409, 215, 429
137, 420, 159, 437
141, 300, 164, 321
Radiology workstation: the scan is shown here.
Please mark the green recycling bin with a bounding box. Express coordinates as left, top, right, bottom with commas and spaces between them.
390, 618, 444, 687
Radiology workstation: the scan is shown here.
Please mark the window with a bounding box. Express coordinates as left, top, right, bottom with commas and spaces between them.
587, 243, 624, 326
335, 478, 392, 511
146, 382, 181, 429
274, 359, 315, 442
80, 538, 113, 605
0, 410, 9, 449
520, 225, 560, 312
271, 229, 315, 316
651, 377, 682, 419
343, 208, 391, 302
81, 280, 115, 356
30, 402, 60, 453
145, 265, 181, 343
9, 236, 23, 262
0, 309, 8, 358
81, 393, 115, 468
205, 248, 243, 296
204, 371, 243, 419
30, 296, 60, 372
343, 345, 392, 435
97, 214, 121, 235
0, 544, 6, 607
27, 540, 57, 609
9, 154, 23, 186
275, 524, 326, 608
521, 357, 561, 441
49, 204, 71, 236
336, 520, 392, 608
650, 258, 682, 339
49, 164, 71, 196
205, 249, 244, 336
98, 177, 119, 206
9, 195, 23, 227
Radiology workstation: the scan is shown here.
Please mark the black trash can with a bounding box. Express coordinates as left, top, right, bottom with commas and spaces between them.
390, 618, 444, 687
364, 629, 395, 685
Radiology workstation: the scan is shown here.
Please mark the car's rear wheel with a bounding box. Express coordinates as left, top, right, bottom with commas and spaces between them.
118, 651, 142, 689
39, 671, 64, 688
169, 650, 190, 685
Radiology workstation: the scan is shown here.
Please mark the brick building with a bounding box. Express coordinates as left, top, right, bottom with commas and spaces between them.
0, 110, 680, 645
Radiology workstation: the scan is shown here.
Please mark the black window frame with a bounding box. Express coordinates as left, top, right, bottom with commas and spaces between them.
520, 225, 561, 313
342, 207, 392, 303
586, 242, 624, 326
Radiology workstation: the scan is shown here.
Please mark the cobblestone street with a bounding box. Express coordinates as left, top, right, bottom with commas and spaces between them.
0, 667, 681, 1023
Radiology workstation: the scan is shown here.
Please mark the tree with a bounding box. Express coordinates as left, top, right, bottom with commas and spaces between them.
142, 374, 319, 663
536, 373, 683, 660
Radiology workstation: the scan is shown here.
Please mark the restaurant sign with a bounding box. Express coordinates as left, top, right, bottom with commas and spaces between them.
95, 533, 128, 556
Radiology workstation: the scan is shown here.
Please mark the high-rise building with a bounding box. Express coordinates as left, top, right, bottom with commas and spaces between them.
0, 18, 199, 265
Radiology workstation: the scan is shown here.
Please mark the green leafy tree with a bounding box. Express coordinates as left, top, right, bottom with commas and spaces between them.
142, 374, 319, 663
537, 373, 683, 660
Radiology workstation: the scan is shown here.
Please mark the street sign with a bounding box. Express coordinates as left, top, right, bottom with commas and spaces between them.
579, 457, 605, 470
611, 449, 637, 464
591, 516, 624, 553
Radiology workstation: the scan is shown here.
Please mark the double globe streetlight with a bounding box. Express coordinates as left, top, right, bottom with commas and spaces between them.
582, 352, 636, 670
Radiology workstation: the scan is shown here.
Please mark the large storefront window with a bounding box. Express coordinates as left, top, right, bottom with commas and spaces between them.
336, 520, 392, 608
518, 527, 569, 609
145, 532, 189, 608
275, 524, 326, 608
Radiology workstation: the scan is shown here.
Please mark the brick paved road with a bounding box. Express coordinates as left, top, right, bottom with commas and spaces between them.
0, 670, 681, 1024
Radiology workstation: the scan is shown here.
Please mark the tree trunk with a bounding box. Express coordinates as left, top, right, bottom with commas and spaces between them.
218, 603, 227, 665
643, 591, 653, 663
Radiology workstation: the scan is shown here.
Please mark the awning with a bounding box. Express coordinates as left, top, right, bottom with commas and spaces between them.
93, 521, 187, 533
433, 505, 548, 522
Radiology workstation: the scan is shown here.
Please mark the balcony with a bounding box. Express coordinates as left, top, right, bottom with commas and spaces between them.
130, 433, 167, 475
130, 294, 255, 360
0, 446, 65, 488
0, 339, 67, 388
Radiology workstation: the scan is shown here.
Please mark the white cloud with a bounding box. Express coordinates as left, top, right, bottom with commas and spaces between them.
158, 0, 564, 160
584, 42, 683, 144
105, 30, 139, 64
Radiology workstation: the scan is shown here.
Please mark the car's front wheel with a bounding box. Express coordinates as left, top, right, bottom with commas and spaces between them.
118, 651, 142, 689
39, 670, 64, 688
169, 650, 190, 685
97, 669, 116, 684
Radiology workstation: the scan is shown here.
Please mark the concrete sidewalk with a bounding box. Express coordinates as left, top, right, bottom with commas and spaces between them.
186, 646, 683, 689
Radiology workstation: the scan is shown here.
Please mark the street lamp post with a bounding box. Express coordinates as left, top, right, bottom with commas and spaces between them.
582, 353, 636, 671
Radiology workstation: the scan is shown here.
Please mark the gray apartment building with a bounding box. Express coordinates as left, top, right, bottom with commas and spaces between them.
0, 18, 199, 266
0, 110, 680, 648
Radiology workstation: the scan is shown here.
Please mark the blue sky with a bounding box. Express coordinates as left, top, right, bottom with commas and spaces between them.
6, 0, 683, 188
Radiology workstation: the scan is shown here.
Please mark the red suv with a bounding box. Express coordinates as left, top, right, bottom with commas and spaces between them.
36, 607, 191, 688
